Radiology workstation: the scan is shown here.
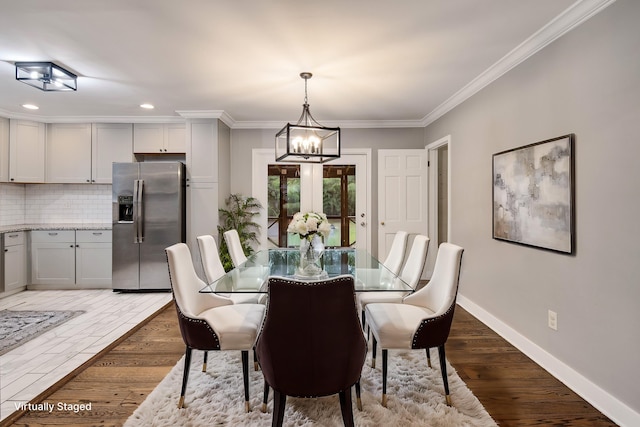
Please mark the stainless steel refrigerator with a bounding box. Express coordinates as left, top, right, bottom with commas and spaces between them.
112, 162, 185, 291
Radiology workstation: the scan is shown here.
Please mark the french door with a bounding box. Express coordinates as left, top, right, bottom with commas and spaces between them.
253, 149, 371, 252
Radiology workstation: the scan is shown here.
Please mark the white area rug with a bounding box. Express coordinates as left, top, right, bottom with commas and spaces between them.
125, 349, 497, 426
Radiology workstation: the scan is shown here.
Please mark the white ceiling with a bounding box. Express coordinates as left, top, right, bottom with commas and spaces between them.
0, 0, 609, 128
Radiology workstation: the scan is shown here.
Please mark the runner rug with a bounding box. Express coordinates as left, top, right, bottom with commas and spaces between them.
0, 310, 84, 355
125, 349, 497, 426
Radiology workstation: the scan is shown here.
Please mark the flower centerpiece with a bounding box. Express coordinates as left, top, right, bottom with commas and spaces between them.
287, 212, 331, 278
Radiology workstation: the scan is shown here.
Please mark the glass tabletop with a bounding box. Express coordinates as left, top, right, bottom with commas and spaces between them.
199, 248, 412, 294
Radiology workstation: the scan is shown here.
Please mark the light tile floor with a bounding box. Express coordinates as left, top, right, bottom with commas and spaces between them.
0, 290, 172, 422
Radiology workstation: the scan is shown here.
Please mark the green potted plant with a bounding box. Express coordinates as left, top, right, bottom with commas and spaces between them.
217, 193, 263, 271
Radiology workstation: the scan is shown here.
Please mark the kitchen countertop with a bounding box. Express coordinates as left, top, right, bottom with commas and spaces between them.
0, 223, 112, 234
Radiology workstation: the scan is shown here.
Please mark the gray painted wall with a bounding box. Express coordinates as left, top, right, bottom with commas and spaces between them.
424, 0, 640, 416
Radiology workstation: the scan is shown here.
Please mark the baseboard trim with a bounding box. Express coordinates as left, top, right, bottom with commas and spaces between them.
457, 294, 639, 427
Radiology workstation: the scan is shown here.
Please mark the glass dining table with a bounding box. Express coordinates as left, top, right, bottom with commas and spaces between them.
199, 248, 413, 294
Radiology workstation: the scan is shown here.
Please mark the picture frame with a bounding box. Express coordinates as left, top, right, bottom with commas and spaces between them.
492, 134, 574, 254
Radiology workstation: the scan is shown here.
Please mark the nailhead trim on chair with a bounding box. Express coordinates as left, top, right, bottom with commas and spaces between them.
411, 301, 455, 349
176, 305, 222, 350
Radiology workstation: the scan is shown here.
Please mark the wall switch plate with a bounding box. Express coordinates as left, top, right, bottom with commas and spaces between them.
548, 310, 558, 330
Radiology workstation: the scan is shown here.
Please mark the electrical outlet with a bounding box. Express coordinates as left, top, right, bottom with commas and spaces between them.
548, 310, 558, 331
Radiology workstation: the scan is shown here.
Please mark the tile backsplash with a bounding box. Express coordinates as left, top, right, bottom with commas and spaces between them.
0, 183, 112, 225
0, 184, 26, 226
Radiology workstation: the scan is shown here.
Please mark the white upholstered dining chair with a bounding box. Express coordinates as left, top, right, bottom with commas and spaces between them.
223, 229, 248, 267
364, 242, 464, 407
165, 243, 265, 411
197, 234, 262, 305
358, 234, 429, 330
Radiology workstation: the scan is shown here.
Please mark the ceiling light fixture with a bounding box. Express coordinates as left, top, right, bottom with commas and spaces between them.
275, 72, 340, 163
22, 104, 39, 110
15, 61, 77, 91
140, 103, 155, 109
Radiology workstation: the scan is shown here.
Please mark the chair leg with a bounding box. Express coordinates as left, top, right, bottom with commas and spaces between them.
361, 309, 366, 329
254, 349, 259, 371
355, 380, 363, 411
371, 337, 377, 368
382, 349, 388, 407
262, 381, 269, 413
202, 350, 208, 372
426, 347, 432, 368
241, 350, 251, 412
272, 390, 287, 427
339, 388, 355, 427
438, 345, 451, 406
178, 346, 192, 409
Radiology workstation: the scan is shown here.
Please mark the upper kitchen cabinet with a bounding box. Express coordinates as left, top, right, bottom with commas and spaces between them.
9, 119, 46, 183
0, 117, 8, 182
46, 123, 92, 183
91, 123, 133, 183
133, 123, 186, 153
186, 119, 230, 184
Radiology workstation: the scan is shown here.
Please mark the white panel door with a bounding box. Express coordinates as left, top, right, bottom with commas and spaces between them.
377, 149, 428, 262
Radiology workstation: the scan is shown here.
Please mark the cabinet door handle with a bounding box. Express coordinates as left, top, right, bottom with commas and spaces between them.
70, 245, 74, 248
49, 232, 59, 236
92, 232, 102, 236
8, 234, 19, 238
4, 249, 7, 252
76, 244, 79, 247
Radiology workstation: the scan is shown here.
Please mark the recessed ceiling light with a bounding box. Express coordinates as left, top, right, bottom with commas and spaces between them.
140, 103, 154, 109
22, 104, 39, 110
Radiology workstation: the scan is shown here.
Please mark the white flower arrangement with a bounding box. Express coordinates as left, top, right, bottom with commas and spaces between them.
287, 211, 332, 241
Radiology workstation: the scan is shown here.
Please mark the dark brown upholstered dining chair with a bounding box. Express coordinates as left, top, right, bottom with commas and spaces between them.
165, 243, 265, 411
255, 275, 367, 427
364, 242, 464, 407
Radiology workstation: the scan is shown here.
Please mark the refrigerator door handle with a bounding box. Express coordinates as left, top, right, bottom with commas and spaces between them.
137, 179, 144, 242
133, 179, 140, 243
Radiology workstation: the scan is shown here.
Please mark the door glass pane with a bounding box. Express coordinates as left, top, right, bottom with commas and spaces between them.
323, 165, 356, 247
267, 165, 300, 247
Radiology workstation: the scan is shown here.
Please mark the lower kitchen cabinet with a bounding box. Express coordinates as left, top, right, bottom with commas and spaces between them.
30, 229, 112, 288
3, 231, 26, 292
31, 231, 76, 286
75, 230, 111, 286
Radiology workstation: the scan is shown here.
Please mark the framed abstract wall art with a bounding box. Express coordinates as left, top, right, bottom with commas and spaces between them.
492, 134, 574, 254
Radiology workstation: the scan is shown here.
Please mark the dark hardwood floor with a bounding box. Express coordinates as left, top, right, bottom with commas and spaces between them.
4, 303, 617, 426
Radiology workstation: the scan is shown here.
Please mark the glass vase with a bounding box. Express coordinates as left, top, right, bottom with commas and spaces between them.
295, 234, 327, 279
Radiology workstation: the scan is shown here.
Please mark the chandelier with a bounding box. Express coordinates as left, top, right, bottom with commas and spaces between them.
275, 72, 340, 163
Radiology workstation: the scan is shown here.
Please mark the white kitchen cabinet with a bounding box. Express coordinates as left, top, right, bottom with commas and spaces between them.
133, 123, 186, 153
185, 119, 230, 274
9, 119, 46, 183
91, 123, 133, 183
0, 117, 8, 182
4, 231, 26, 292
46, 123, 92, 183
30, 230, 76, 286
75, 230, 112, 286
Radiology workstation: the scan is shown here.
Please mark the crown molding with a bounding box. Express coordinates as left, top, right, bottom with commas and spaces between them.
231, 119, 425, 129
421, 0, 617, 127
175, 110, 236, 128
0, 109, 185, 124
